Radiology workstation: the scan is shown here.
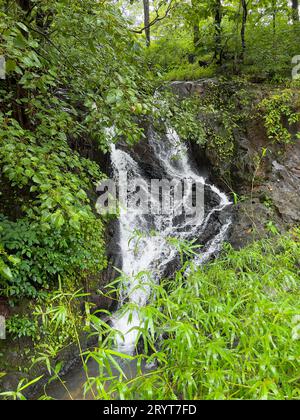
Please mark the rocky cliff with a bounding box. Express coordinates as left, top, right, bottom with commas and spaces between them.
170, 79, 300, 248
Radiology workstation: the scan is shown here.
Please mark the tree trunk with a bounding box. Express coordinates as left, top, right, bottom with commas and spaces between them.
292, 0, 299, 22
272, 1, 276, 37
143, 0, 150, 47
193, 24, 200, 51
241, 0, 248, 61
15, 0, 32, 129
214, 0, 222, 65
192, 0, 200, 51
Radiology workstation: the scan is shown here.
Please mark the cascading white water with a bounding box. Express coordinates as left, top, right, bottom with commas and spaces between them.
110, 125, 232, 354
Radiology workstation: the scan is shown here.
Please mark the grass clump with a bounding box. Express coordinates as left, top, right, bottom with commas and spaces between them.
165, 63, 216, 81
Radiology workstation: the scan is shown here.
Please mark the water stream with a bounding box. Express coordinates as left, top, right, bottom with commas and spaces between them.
110, 125, 232, 354
44, 123, 232, 399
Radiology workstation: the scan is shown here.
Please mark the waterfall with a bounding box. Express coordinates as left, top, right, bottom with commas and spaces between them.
109, 125, 232, 354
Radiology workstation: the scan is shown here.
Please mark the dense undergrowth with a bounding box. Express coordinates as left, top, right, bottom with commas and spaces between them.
0, 0, 155, 303
79, 230, 300, 400
4, 230, 298, 400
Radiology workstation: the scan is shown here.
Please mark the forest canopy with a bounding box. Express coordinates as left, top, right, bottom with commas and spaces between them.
122, 0, 300, 81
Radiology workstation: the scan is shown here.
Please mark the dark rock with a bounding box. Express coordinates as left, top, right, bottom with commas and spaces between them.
187, 53, 196, 64
87, 293, 115, 313
198, 60, 209, 68
171, 80, 300, 248
0, 297, 10, 318
169, 79, 218, 99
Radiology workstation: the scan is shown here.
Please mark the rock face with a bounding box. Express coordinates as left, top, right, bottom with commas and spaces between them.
170, 79, 300, 248
269, 153, 300, 223
0, 297, 10, 318
118, 124, 168, 179
116, 120, 233, 260
170, 79, 219, 98
229, 113, 300, 248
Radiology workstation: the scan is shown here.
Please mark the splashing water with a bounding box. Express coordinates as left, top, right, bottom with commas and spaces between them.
110, 125, 232, 354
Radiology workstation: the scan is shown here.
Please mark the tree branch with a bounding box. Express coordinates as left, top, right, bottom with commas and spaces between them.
131, 0, 175, 34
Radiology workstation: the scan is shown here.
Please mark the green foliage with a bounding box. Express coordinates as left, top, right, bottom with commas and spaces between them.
0, 232, 20, 282
0, 0, 157, 302
6, 315, 38, 339
182, 82, 251, 168
4, 232, 300, 400
158, 82, 257, 172
207, 133, 235, 162
0, 376, 43, 400
260, 90, 299, 144
82, 230, 300, 400
1, 0, 300, 400
0, 1, 155, 147
167, 237, 200, 265
33, 288, 86, 362
145, 33, 193, 73
240, 15, 300, 81
0, 215, 106, 299
157, 93, 206, 144
3, 286, 85, 347
139, 0, 300, 82
0, 117, 107, 298
164, 63, 216, 82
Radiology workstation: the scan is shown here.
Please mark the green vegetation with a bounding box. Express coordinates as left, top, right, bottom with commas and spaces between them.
81, 230, 300, 400
0, 0, 300, 401
9, 231, 299, 401
260, 90, 299, 144
0, 0, 155, 302
141, 0, 300, 82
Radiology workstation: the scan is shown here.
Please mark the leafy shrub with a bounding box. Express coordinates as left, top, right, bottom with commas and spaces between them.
156, 92, 206, 144
0, 118, 107, 299
0, 1, 158, 303
260, 90, 299, 144
0, 236, 19, 283
0, 216, 106, 299
6, 315, 38, 340
145, 34, 193, 73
